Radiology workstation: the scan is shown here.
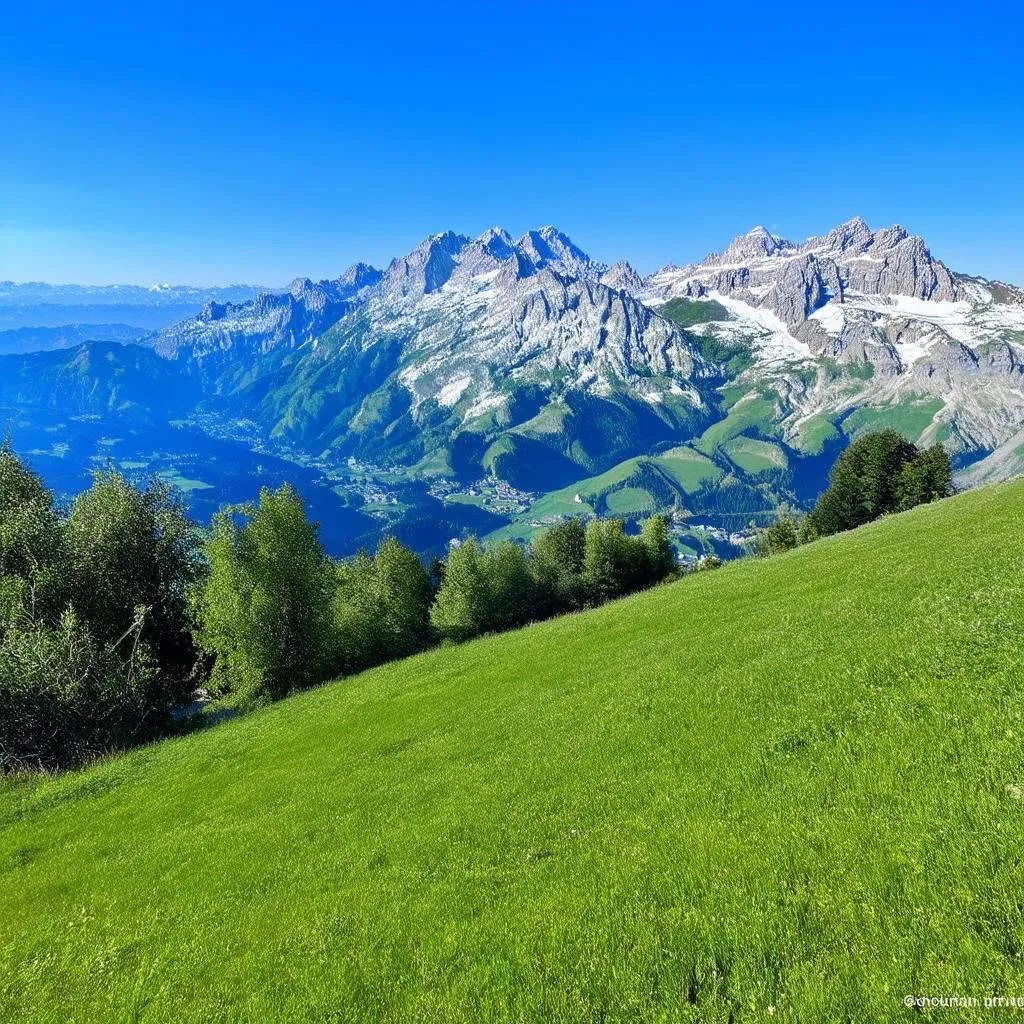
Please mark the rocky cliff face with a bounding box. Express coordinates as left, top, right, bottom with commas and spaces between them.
149, 266, 382, 367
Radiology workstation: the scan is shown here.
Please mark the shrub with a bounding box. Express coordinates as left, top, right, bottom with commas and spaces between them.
758, 514, 800, 556
695, 554, 723, 572
0, 608, 157, 772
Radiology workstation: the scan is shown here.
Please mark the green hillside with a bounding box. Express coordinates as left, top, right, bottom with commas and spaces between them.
4, 482, 1024, 1021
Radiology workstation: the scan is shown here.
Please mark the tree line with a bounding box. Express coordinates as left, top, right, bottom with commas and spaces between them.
0, 442, 682, 771
0, 429, 953, 772
756, 430, 952, 555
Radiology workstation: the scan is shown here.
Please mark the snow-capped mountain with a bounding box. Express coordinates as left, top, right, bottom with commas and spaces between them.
641, 218, 1024, 471
151, 226, 714, 421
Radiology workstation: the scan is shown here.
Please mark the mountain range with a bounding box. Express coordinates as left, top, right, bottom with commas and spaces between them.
3, 219, 1022, 558
0, 281, 268, 331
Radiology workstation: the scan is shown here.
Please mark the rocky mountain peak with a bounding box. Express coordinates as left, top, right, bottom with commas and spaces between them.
475, 227, 517, 262
716, 226, 792, 264
516, 226, 605, 279
600, 260, 644, 295
814, 216, 874, 254
337, 262, 383, 290
384, 231, 470, 300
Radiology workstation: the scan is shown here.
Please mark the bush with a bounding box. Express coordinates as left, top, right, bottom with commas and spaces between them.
695, 554, 723, 572
757, 514, 800, 556
0, 608, 157, 772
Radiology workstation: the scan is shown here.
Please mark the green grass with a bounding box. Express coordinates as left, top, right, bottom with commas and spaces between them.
4, 482, 1024, 1021
526, 457, 647, 519
652, 446, 723, 492
657, 297, 732, 327
794, 413, 841, 455
720, 436, 788, 475
842, 398, 944, 444
694, 394, 778, 455
604, 485, 655, 515
157, 470, 213, 493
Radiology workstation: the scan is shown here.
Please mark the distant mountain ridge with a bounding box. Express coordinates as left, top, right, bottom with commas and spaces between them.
0, 281, 272, 331
0, 281, 269, 307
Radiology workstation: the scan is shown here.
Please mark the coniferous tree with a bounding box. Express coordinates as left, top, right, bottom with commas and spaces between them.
808, 431, 950, 538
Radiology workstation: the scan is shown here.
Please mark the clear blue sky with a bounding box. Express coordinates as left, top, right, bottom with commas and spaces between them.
2, 0, 1022, 286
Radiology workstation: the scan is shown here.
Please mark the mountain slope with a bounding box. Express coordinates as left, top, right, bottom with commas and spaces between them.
8, 220, 1024, 559
4, 481, 1024, 1021
0, 342, 197, 419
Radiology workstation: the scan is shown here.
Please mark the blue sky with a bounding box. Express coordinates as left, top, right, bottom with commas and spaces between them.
2, 0, 1022, 286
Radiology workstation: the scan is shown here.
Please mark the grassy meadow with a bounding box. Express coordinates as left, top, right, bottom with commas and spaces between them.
3, 480, 1024, 1021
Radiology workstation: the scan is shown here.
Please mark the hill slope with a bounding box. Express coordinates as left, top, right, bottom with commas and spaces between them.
3, 482, 1024, 1021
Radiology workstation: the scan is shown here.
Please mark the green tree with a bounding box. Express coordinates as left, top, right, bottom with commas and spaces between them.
430, 538, 492, 643
640, 514, 676, 580
332, 537, 433, 673
66, 470, 203, 703
531, 518, 586, 615
808, 430, 943, 537
894, 444, 952, 510
331, 551, 379, 674
484, 541, 537, 632
194, 484, 334, 703
582, 518, 645, 604
0, 441, 63, 622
